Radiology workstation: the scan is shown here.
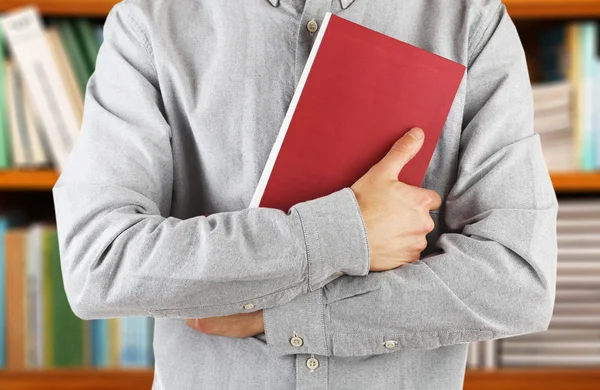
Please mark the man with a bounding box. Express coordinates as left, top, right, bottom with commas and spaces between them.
53, 0, 558, 389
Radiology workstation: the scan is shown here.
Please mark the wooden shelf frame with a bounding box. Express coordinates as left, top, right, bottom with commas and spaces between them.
2, 0, 600, 18
0, 171, 596, 192
1, 369, 600, 390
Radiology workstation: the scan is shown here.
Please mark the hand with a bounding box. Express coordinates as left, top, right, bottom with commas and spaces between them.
186, 310, 264, 338
351, 128, 442, 271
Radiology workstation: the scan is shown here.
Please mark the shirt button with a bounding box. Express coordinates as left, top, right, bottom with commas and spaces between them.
290, 336, 304, 347
384, 340, 398, 349
306, 357, 320, 370
307, 19, 318, 33
243, 303, 255, 310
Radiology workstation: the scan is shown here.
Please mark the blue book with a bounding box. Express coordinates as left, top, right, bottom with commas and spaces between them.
580, 22, 598, 171
91, 319, 109, 367
0, 218, 8, 368
120, 317, 139, 367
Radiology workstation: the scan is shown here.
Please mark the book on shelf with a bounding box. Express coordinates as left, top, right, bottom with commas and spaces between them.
495, 200, 600, 368
534, 21, 600, 172
0, 223, 155, 369
250, 12, 465, 210
0, 6, 106, 172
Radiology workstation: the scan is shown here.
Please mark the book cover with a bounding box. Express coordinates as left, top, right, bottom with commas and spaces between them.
25, 224, 45, 368
46, 28, 84, 123
566, 23, 582, 170
22, 81, 49, 166
579, 22, 597, 171
72, 18, 101, 75
5, 62, 27, 167
0, 27, 11, 168
5, 228, 27, 369
250, 13, 465, 211
55, 19, 90, 94
0, 218, 9, 368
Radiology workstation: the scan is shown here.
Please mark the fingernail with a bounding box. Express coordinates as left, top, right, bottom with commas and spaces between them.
408, 128, 424, 140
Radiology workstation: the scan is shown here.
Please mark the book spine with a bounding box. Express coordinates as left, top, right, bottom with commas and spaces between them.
5, 229, 26, 369
0, 27, 12, 168
0, 219, 7, 368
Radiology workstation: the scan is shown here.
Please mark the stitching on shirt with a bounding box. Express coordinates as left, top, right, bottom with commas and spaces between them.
149, 283, 302, 314
317, 290, 328, 355
118, 0, 156, 69
346, 188, 370, 273
295, 207, 314, 291
467, 2, 503, 68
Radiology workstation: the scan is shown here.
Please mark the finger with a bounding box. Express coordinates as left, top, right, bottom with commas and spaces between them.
425, 189, 442, 210
376, 128, 425, 179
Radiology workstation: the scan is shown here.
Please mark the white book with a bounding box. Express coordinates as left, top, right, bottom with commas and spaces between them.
5, 61, 27, 166
556, 275, 600, 286
467, 342, 480, 369
555, 289, 600, 302
559, 201, 600, 213
534, 111, 571, 134
22, 81, 49, 166
550, 315, 600, 327
532, 81, 571, 110
1, 7, 80, 171
502, 341, 600, 352
558, 248, 600, 257
501, 354, 600, 366
482, 339, 497, 369
25, 224, 44, 367
506, 328, 600, 342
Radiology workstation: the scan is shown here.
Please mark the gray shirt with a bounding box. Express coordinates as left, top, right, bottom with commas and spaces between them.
53, 0, 558, 389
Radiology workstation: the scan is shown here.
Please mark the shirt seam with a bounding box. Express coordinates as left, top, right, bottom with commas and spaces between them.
467, 2, 503, 68
345, 187, 370, 274
295, 207, 315, 291
117, 0, 156, 69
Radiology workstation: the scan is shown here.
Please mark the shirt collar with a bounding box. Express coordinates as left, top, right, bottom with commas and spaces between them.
267, 0, 356, 9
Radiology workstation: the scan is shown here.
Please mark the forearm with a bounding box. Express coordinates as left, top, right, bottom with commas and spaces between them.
55, 184, 369, 320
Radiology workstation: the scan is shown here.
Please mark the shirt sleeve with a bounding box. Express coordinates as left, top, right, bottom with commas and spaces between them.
263, 3, 558, 357
53, 2, 369, 321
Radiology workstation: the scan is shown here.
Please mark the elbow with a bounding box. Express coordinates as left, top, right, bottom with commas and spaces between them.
63, 267, 106, 321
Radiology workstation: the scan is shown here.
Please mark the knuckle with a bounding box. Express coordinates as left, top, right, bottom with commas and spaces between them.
391, 140, 412, 155
193, 320, 214, 334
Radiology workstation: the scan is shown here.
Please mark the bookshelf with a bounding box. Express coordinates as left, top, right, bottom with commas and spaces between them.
1, 0, 600, 18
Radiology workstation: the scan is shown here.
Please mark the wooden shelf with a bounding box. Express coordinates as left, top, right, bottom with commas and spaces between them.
551, 172, 600, 192
0, 170, 59, 191
1, 0, 600, 18
1, 369, 600, 389
0, 171, 595, 192
504, 0, 600, 19
0, 0, 118, 16
0, 369, 153, 390
464, 369, 600, 390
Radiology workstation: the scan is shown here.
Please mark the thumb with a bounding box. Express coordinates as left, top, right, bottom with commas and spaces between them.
376, 128, 425, 179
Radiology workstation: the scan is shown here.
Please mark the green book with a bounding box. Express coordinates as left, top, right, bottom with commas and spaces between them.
47, 229, 84, 367
0, 29, 12, 168
42, 228, 54, 367
56, 19, 91, 95
72, 19, 102, 75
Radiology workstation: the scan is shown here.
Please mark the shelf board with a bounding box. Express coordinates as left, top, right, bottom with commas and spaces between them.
504, 0, 600, 18
2, 0, 600, 18
0, 369, 153, 390
465, 369, 600, 390
0, 171, 595, 192
1, 369, 600, 389
0, 170, 59, 191
0, 0, 118, 16
551, 172, 600, 192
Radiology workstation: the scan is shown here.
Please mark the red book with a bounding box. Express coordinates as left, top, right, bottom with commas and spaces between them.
250, 13, 466, 211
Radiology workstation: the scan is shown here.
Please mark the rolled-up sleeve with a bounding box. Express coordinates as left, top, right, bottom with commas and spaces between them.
53, 3, 369, 321
264, 4, 558, 357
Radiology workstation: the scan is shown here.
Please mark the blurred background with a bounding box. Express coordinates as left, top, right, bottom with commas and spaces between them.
0, 0, 599, 389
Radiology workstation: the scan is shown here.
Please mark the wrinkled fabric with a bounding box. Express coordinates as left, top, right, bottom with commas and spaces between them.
53, 0, 558, 389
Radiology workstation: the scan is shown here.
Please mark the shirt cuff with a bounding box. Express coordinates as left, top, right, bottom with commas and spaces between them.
292, 188, 370, 291
263, 289, 329, 356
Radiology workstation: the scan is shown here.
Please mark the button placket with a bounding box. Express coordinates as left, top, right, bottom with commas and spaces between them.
293, 0, 332, 84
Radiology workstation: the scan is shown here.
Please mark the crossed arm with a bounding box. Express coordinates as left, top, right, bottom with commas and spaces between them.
54, 2, 557, 358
